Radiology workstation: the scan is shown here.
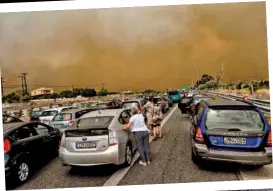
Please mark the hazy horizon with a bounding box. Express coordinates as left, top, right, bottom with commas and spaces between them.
0, 2, 269, 93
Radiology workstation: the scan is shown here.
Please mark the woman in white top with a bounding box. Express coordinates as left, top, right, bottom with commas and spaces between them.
124, 103, 150, 167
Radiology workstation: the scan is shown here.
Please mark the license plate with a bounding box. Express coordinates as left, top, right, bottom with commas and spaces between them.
224, 137, 246, 145
76, 142, 96, 149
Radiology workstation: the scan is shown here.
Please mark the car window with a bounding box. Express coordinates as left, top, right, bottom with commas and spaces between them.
122, 102, 140, 109
52, 113, 72, 121
196, 104, 205, 122
75, 116, 114, 129
10, 125, 36, 141
41, 110, 58, 117
32, 123, 50, 135
193, 97, 212, 105
205, 109, 264, 131
75, 110, 91, 119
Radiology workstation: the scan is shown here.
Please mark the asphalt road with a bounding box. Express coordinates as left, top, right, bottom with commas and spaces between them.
118, 109, 239, 185
6, 105, 239, 190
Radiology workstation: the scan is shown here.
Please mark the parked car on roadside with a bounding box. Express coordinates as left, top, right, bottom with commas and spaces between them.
49, 108, 94, 134
4, 122, 61, 184
3, 114, 23, 124
189, 95, 213, 117
178, 97, 193, 114
59, 108, 137, 168
39, 106, 77, 125
121, 99, 147, 122
153, 96, 168, 113
190, 99, 272, 167
162, 95, 173, 108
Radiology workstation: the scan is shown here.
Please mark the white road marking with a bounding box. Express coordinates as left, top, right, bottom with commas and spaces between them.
103, 104, 178, 187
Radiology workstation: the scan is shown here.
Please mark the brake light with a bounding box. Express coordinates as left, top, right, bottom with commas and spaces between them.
4, 139, 11, 154
266, 130, 272, 147
109, 130, 117, 146
195, 127, 205, 144
60, 133, 66, 148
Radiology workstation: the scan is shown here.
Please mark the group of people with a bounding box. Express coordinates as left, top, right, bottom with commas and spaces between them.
123, 96, 163, 167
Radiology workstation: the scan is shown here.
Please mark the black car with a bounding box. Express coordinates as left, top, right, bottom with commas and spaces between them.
4, 122, 61, 184
178, 97, 193, 114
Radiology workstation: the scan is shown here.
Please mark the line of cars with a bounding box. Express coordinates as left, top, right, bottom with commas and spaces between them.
177, 90, 272, 167
3, 94, 174, 185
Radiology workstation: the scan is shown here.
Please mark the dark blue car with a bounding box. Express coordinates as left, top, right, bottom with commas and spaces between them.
190, 99, 272, 167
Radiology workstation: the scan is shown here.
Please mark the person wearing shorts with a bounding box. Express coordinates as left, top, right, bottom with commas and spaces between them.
152, 103, 163, 140
143, 96, 154, 135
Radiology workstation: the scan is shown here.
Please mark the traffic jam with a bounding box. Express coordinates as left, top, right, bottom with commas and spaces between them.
3, 89, 272, 189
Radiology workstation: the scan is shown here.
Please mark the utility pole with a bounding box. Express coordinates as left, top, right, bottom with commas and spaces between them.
19, 73, 29, 96
1, 77, 4, 96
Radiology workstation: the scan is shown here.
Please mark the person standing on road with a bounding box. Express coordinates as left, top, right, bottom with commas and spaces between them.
143, 96, 155, 136
152, 102, 163, 140
123, 103, 151, 166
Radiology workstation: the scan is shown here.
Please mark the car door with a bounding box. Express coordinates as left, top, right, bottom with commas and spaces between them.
191, 104, 204, 137
125, 110, 137, 151
10, 124, 44, 160
31, 123, 60, 154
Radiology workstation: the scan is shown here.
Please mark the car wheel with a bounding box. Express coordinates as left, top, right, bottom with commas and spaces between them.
191, 150, 202, 165
123, 144, 133, 167
15, 160, 30, 184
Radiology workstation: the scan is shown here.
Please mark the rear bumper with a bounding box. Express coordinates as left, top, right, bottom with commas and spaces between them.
193, 142, 272, 165
59, 144, 120, 166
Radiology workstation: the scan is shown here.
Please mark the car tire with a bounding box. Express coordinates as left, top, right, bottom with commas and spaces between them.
191, 149, 202, 165
14, 160, 30, 184
123, 144, 133, 167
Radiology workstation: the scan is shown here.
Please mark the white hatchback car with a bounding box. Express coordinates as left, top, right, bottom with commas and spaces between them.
59, 108, 137, 167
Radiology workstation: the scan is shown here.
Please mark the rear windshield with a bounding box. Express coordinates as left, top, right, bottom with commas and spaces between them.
181, 98, 192, 104
122, 102, 140, 108
52, 113, 72, 121
41, 110, 58, 117
193, 97, 212, 105
205, 109, 264, 131
75, 116, 114, 129
168, 91, 179, 96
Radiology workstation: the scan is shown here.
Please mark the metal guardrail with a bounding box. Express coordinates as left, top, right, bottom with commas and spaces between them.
210, 92, 271, 114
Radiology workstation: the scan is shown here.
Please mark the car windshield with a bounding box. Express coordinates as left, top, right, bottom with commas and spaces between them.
52, 113, 72, 121
122, 102, 140, 108
169, 91, 179, 96
75, 116, 114, 129
193, 97, 212, 105
205, 109, 264, 131
41, 110, 58, 117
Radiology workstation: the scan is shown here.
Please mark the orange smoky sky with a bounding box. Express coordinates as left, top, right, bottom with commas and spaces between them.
0, 1, 269, 93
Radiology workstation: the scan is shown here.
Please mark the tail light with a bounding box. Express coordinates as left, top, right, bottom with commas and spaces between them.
266, 130, 272, 147
191, 105, 195, 111
195, 127, 205, 144
4, 139, 11, 154
60, 133, 66, 148
109, 130, 117, 146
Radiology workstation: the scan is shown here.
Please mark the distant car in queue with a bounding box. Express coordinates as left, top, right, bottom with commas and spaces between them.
3, 114, 23, 124
168, 90, 181, 103
39, 106, 77, 125
121, 99, 147, 122
190, 100, 272, 167
59, 108, 137, 168
162, 95, 173, 108
4, 122, 61, 184
178, 96, 193, 114
96, 101, 120, 110
30, 111, 42, 122
49, 108, 94, 134
189, 95, 213, 117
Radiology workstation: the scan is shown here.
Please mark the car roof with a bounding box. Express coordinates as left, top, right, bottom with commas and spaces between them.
42, 106, 75, 112
81, 108, 127, 118
122, 99, 142, 103
203, 100, 256, 107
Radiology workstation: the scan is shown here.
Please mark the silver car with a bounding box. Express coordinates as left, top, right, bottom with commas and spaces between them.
59, 108, 137, 167
49, 108, 94, 134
